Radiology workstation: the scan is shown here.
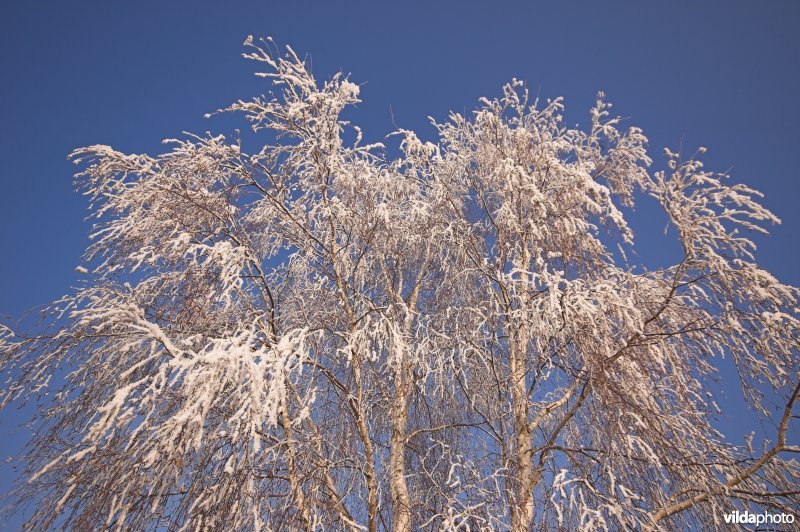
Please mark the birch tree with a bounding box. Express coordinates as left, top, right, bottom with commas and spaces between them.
1, 37, 798, 531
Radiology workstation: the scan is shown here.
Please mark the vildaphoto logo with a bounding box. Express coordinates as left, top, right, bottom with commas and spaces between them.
723, 510, 795, 526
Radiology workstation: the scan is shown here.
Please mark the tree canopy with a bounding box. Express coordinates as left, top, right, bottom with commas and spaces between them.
1, 37, 798, 531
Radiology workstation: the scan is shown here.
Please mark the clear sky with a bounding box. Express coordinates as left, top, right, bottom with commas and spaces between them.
1, 1, 798, 527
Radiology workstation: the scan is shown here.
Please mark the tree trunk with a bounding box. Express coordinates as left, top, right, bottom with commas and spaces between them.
389, 356, 412, 532
352, 362, 380, 532
509, 338, 534, 532
387, 267, 423, 532
280, 403, 312, 529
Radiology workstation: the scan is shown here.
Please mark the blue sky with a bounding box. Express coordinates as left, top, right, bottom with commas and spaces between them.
1, 0, 798, 526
